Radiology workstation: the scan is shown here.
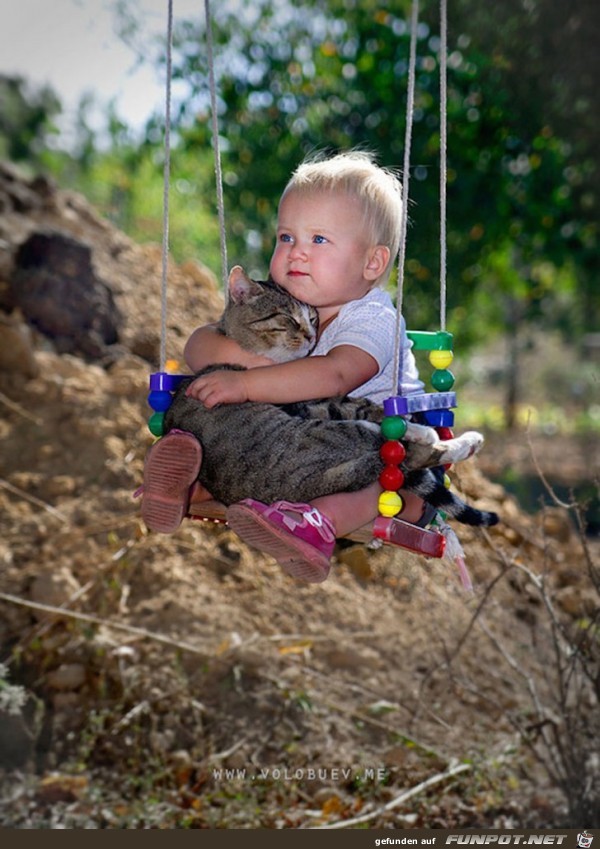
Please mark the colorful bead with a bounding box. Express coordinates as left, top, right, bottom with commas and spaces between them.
379, 440, 406, 464
148, 411, 165, 437
431, 369, 455, 391
149, 371, 187, 392
423, 409, 455, 427
406, 330, 453, 352
436, 426, 454, 441
379, 466, 405, 491
381, 415, 408, 440
429, 349, 454, 370
378, 490, 403, 517
444, 473, 452, 489
384, 392, 456, 416
147, 389, 173, 412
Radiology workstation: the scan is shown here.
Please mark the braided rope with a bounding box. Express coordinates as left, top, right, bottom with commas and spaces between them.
159, 0, 174, 373
392, 0, 449, 392
439, 0, 448, 331
204, 0, 229, 293
391, 0, 420, 395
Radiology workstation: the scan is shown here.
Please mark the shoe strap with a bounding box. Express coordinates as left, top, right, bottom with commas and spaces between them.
273, 502, 335, 541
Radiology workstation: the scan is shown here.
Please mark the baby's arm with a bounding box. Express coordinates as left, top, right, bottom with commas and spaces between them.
184, 324, 275, 372
186, 344, 378, 407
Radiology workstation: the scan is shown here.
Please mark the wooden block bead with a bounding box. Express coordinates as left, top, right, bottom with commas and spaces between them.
149, 371, 187, 392
384, 392, 456, 416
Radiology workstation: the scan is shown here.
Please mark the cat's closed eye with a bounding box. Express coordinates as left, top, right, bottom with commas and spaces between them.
250, 315, 294, 332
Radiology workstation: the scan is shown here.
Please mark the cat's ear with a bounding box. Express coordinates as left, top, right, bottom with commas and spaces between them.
228, 265, 263, 303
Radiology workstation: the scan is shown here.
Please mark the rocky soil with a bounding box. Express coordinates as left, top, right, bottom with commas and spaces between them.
0, 162, 598, 829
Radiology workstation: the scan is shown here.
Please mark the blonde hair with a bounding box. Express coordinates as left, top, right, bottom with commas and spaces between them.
281, 150, 403, 285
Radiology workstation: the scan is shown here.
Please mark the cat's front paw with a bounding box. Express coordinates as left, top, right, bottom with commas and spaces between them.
403, 422, 438, 446
439, 431, 484, 465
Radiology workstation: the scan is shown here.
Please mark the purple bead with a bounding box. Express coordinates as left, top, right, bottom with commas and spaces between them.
383, 392, 457, 416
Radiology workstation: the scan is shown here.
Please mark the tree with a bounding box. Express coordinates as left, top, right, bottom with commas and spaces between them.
157, 0, 596, 351
0, 76, 61, 165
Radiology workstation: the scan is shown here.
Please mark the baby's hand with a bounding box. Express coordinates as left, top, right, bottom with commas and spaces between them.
186, 369, 249, 408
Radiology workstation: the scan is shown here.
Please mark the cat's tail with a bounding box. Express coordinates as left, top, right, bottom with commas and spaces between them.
429, 489, 499, 527
406, 468, 500, 527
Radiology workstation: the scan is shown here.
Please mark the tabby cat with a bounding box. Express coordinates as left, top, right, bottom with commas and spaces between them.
164, 266, 499, 527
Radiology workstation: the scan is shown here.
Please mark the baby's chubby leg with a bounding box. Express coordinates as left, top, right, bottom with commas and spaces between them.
312, 483, 425, 537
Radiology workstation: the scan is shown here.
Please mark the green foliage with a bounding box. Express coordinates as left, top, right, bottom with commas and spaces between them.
4, 0, 598, 352
159, 0, 597, 344
0, 75, 61, 165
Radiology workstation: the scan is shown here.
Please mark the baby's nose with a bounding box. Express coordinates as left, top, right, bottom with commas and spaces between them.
289, 241, 307, 259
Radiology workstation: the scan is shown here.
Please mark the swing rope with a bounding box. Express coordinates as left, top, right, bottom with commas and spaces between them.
158, 0, 228, 376
204, 0, 229, 292
392, 0, 449, 393
439, 0, 448, 332
391, 0, 420, 397
159, 0, 174, 374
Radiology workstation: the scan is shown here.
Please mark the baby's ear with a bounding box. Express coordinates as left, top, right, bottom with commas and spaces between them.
364, 245, 390, 281
228, 265, 263, 303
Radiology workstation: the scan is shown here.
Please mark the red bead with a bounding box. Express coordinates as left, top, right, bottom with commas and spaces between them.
436, 427, 454, 441
379, 440, 406, 464
379, 465, 405, 491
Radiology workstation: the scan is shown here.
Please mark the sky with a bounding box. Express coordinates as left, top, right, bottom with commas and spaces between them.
1, 0, 202, 140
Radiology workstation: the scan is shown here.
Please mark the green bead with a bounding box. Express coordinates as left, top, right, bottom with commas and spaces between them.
381, 415, 408, 439
431, 369, 455, 391
148, 411, 165, 437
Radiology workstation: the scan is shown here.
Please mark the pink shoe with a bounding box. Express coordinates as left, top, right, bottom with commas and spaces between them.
141, 431, 202, 533
226, 499, 336, 583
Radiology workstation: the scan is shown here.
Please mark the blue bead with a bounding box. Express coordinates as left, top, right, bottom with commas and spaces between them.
422, 409, 455, 426
149, 371, 188, 392
147, 389, 173, 412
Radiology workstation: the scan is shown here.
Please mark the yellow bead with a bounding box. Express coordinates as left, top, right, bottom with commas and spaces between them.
444, 473, 451, 489
378, 490, 403, 517
429, 349, 454, 369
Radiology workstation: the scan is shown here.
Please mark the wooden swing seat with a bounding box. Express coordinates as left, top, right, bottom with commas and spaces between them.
187, 499, 446, 557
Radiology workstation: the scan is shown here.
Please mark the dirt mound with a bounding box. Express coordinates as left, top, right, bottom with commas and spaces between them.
0, 163, 597, 829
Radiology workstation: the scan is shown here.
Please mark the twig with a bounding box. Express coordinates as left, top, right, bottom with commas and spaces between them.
0, 389, 43, 425
314, 761, 471, 829
0, 478, 68, 523
0, 592, 208, 657
206, 737, 248, 763
525, 424, 573, 510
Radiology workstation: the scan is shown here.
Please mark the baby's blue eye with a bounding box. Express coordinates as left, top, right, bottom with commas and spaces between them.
313, 234, 328, 244
279, 233, 293, 243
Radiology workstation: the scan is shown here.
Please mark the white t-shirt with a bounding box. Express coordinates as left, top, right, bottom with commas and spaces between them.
310, 287, 423, 406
